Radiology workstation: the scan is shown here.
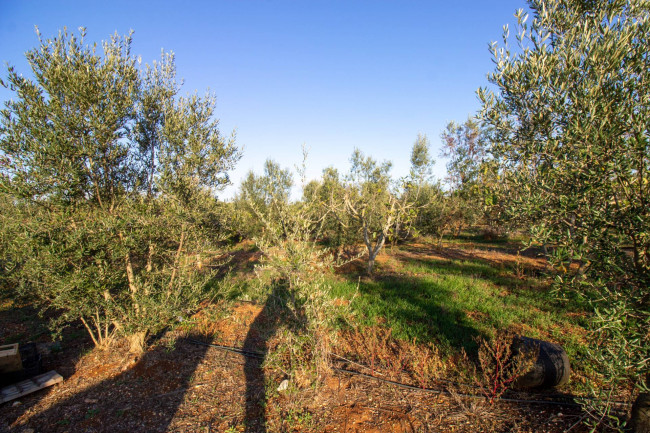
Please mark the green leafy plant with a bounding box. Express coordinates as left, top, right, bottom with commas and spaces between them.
0, 28, 240, 349
243, 150, 346, 380
479, 0, 650, 427
326, 138, 435, 274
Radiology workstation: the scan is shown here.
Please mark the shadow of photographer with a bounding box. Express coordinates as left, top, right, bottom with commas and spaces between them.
242, 284, 308, 433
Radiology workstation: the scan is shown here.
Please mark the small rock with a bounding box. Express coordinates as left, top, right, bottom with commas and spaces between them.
84, 398, 98, 404
23, 428, 35, 433
277, 379, 289, 392
12, 401, 22, 407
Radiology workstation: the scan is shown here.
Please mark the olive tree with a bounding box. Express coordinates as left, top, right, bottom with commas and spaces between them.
334, 140, 433, 274
303, 167, 358, 252
233, 159, 293, 239
479, 0, 649, 425
439, 118, 504, 237
0, 28, 240, 349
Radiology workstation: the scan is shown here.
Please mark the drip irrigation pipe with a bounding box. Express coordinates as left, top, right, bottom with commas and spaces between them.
329, 353, 627, 404
331, 354, 631, 406
331, 366, 582, 407
186, 339, 631, 409
187, 338, 265, 359
331, 353, 482, 389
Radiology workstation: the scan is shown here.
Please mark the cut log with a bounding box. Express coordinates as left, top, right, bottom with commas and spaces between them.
0, 370, 63, 404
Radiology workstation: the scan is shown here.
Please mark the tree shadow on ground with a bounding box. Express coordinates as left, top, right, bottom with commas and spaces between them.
0, 302, 93, 428
6, 331, 211, 433
344, 273, 486, 354
400, 243, 547, 278
337, 242, 584, 356
1, 282, 308, 432
397, 254, 589, 315
242, 284, 308, 433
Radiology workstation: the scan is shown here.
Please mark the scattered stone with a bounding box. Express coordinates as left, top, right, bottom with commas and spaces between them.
23, 428, 35, 433
84, 398, 98, 404
277, 379, 289, 392
12, 400, 21, 407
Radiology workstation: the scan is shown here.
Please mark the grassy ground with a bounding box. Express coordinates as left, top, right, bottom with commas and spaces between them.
1, 235, 608, 432
325, 237, 593, 387
222, 235, 595, 391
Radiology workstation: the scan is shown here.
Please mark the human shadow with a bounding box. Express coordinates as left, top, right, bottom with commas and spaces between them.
9, 331, 211, 433
242, 284, 308, 433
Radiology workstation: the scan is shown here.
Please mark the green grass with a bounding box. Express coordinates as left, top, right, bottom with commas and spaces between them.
220, 237, 594, 380
327, 243, 590, 360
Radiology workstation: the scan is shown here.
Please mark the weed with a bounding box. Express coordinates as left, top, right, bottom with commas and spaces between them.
85, 408, 99, 419
164, 336, 177, 353
339, 325, 447, 387
284, 408, 314, 429
408, 341, 445, 388
475, 332, 537, 403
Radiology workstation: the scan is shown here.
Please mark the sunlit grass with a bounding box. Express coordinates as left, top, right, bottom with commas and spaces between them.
327, 243, 590, 361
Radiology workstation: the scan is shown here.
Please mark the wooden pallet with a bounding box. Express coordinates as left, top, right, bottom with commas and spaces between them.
1, 371, 63, 404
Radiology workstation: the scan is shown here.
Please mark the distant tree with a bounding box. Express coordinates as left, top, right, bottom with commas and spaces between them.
410, 133, 434, 184
333, 139, 432, 274
235, 159, 293, 238
479, 0, 650, 426
409, 182, 456, 246
439, 118, 488, 235
439, 118, 511, 238
240, 159, 293, 208
303, 167, 358, 252
339, 149, 396, 274
0, 28, 240, 349
440, 118, 486, 191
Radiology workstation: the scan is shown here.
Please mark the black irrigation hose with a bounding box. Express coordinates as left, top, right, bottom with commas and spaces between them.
329, 353, 625, 405
330, 354, 632, 407
186, 339, 631, 409
331, 353, 485, 390
331, 366, 581, 407
186, 338, 265, 359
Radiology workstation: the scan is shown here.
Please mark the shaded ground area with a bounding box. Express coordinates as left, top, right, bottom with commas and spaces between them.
1, 303, 589, 433
0, 239, 605, 432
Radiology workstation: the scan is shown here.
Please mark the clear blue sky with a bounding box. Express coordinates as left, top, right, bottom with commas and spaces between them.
0, 0, 526, 199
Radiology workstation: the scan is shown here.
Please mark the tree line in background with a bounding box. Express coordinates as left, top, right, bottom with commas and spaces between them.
229, 122, 495, 274
0, 0, 648, 430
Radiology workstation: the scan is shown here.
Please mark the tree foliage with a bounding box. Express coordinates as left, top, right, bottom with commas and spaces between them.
328, 140, 433, 274
233, 159, 293, 239
0, 28, 240, 348
479, 0, 649, 424
440, 117, 486, 192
